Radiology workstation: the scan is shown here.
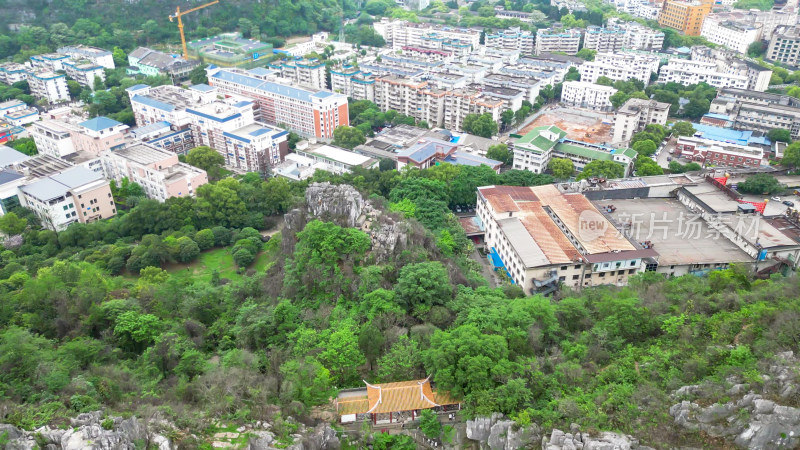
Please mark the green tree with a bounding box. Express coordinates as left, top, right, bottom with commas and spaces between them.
576, 160, 625, 180
634, 155, 663, 176
320, 320, 366, 385
279, 358, 336, 406
186, 146, 225, 181
610, 91, 630, 109
419, 409, 442, 438
376, 334, 422, 381
175, 236, 200, 262
396, 261, 452, 318
632, 140, 657, 157
737, 173, 784, 195
189, 65, 208, 85
8, 137, 38, 156
768, 128, 792, 143
576, 48, 596, 61
461, 113, 498, 138
0, 212, 27, 235
486, 143, 513, 165
671, 121, 696, 137
782, 142, 800, 168
333, 125, 367, 149
113, 311, 160, 353
548, 157, 574, 179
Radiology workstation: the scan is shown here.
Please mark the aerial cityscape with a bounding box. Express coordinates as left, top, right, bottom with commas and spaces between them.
1, 0, 800, 448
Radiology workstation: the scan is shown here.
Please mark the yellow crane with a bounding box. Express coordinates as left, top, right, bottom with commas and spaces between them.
169, 0, 220, 60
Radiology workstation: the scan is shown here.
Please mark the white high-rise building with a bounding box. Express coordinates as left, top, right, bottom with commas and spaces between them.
28, 72, 70, 103
560, 81, 617, 111
579, 53, 660, 86
658, 60, 749, 90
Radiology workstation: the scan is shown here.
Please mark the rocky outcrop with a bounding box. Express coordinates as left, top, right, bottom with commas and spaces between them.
466, 414, 542, 450
2, 412, 168, 450
669, 351, 800, 449
305, 183, 365, 228
541, 425, 654, 450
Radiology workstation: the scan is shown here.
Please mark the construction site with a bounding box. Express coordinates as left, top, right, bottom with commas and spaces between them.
519, 106, 614, 145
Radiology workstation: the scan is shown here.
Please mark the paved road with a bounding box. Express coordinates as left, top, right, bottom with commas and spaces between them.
470, 249, 498, 288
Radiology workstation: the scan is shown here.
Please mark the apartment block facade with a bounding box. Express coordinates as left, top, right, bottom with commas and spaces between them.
658, 60, 749, 89
579, 52, 660, 85
535, 27, 582, 55
268, 59, 327, 90
102, 143, 209, 201
57, 45, 116, 69
28, 72, 70, 103
700, 19, 762, 54
675, 135, 764, 168
658, 0, 713, 36
612, 98, 670, 144
63, 60, 106, 89
560, 81, 617, 111
485, 27, 535, 54
767, 25, 800, 66
583, 25, 627, 53
709, 88, 800, 139
207, 67, 349, 139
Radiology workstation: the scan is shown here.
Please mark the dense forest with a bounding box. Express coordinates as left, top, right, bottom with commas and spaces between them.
1, 160, 799, 448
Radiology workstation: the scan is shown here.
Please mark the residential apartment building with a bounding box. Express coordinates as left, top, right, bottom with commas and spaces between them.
268, 59, 327, 90
560, 81, 617, 111
583, 25, 627, 53
187, 100, 290, 172
674, 135, 764, 167
478, 184, 650, 293
18, 166, 116, 230
101, 143, 209, 201
30, 53, 70, 72
127, 84, 215, 129
612, 98, 670, 144
31, 116, 128, 159
396, 138, 501, 171
633, 1, 661, 21
767, 25, 800, 66
512, 125, 636, 175
0, 100, 38, 127
658, 0, 713, 36
330, 66, 376, 101
690, 46, 772, 91
709, 88, 800, 139
617, 21, 665, 51
207, 67, 349, 139
63, 60, 106, 89
127, 47, 200, 80
0, 63, 29, 85
579, 52, 660, 85
28, 71, 70, 103
700, 19, 761, 54
700, 9, 797, 43
57, 45, 115, 69
535, 27, 582, 56
658, 60, 749, 89
442, 88, 505, 132
373, 19, 481, 51
485, 27, 535, 54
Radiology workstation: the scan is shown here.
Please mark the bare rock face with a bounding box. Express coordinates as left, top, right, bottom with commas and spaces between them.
669, 351, 800, 449
1, 412, 170, 450
305, 182, 365, 228
466, 414, 541, 450
542, 426, 653, 450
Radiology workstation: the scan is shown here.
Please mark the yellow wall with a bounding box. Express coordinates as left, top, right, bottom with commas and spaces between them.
658, 1, 712, 36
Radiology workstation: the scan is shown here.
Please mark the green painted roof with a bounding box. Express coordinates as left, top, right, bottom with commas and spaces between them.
515, 125, 566, 153
618, 148, 637, 159
555, 142, 614, 161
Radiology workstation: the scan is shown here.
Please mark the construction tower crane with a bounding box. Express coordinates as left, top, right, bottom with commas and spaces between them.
169, 1, 220, 60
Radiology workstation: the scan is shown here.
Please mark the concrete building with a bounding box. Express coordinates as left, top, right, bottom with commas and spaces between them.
127, 84, 215, 129
767, 25, 800, 67
207, 67, 349, 139
612, 98, 670, 144
268, 59, 327, 90
28, 71, 70, 103
658, 60, 749, 89
30, 53, 70, 72
18, 166, 116, 230
618, 20, 665, 51
485, 27, 535, 54
373, 19, 481, 51
633, 1, 661, 21
187, 100, 289, 173
101, 143, 209, 201
330, 66, 376, 101
579, 52, 660, 85
294, 141, 378, 172
0, 63, 29, 85
187, 33, 274, 69
560, 81, 617, 111
129, 121, 194, 156
0, 100, 38, 126
396, 138, 502, 171
690, 46, 772, 92
583, 25, 627, 53
535, 26, 582, 55
699, 9, 797, 43
127, 47, 200, 80
31, 116, 128, 159
658, 0, 713, 36
700, 18, 762, 54
674, 135, 764, 167
478, 184, 653, 293
709, 88, 800, 139
512, 125, 637, 175
63, 60, 106, 89
57, 45, 115, 69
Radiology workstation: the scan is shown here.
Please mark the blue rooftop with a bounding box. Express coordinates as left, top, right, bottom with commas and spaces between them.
249, 127, 273, 137
691, 123, 769, 146
398, 139, 454, 163
233, 100, 253, 108
311, 91, 335, 99
248, 67, 274, 77
444, 152, 501, 168
190, 83, 215, 92
80, 116, 122, 131
132, 95, 176, 112
703, 113, 731, 120
126, 84, 149, 92
132, 121, 171, 137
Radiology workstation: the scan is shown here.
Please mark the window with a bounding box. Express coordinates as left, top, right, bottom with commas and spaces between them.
572, 274, 579, 280
629, 269, 636, 274
561, 266, 567, 271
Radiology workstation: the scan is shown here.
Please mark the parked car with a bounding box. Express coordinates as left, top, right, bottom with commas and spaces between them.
772, 196, 781, 202
783, 200, 794, 207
